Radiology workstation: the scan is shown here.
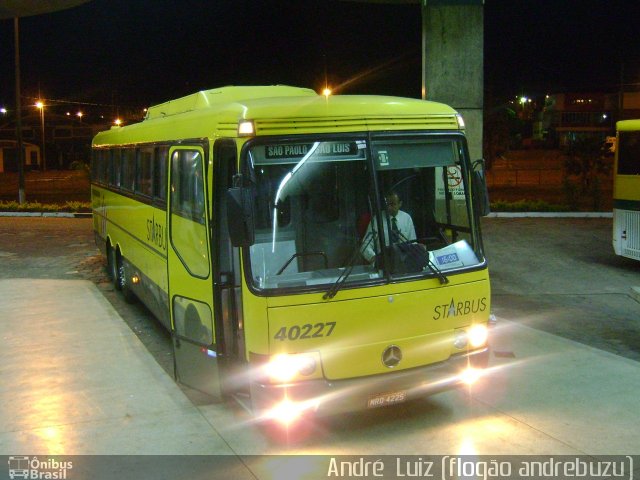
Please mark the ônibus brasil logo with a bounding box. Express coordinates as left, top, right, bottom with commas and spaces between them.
8, 456, 73, 479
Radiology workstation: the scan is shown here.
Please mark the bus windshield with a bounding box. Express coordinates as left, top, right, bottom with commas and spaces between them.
617, 130, 640, 175
245, 135, 482, 293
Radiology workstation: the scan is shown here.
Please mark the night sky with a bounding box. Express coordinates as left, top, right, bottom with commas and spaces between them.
1, 0, 640, 118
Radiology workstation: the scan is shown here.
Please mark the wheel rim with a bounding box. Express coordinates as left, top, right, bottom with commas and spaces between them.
118, 263, 126, 289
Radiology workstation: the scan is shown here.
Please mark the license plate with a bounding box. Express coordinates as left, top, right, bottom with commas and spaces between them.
367, 390, 407, 408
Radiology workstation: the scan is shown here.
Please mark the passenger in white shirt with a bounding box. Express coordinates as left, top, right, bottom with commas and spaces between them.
361, 192, 417, 264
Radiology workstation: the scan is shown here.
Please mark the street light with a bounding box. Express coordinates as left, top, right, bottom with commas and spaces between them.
35, 100, 46, 171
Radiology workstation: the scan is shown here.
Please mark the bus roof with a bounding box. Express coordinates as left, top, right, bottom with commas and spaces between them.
617, 119, 640, 132
144, 86, 318, 120
94, 86, 460, 145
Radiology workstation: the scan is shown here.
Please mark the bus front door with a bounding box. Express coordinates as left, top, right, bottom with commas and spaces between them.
211, 140, 245, 396
167, 145, 223, 400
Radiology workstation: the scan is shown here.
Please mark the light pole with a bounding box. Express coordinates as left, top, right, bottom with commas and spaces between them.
14, 17, 26, 203
35, 101, 46, 171
2, 1, 92, 202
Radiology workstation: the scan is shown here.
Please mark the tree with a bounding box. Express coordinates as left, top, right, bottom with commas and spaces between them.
483, 105, 517, 170
563, 136, 611, 210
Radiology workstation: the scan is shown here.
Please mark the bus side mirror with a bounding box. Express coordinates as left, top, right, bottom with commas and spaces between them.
226, 186, 255, 247
472, 159, 491, 217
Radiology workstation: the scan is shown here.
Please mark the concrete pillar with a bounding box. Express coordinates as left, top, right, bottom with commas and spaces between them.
422, 2, 484, 160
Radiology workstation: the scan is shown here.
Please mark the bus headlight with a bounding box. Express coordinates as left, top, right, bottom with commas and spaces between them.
468, 324, 488, 348
265, 353, 318, 383
453, 324, 488, 350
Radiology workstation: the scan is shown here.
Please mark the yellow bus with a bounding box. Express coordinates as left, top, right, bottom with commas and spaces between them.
613, 119, 640, 261
91, 86, 492, 425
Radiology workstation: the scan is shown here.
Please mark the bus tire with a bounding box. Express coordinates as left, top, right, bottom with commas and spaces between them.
107, 244, 120, 290
118, 255, 136, 304
114, 250, 124, 291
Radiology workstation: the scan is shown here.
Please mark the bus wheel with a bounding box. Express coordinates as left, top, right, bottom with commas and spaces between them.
107, 245, 120, 290
118, 256, 136, 304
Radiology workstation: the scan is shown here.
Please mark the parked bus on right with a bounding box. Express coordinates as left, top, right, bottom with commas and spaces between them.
613, 119, 640, 261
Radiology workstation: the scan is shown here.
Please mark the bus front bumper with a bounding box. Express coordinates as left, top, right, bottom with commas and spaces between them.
251, 347, 489, 423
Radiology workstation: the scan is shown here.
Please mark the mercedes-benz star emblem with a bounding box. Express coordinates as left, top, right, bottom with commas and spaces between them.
382, 345, 402, 368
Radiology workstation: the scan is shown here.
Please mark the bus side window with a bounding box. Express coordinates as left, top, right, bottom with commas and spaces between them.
109, 149, 121, 188
136, 147, 153, 197
170, 148, 209, 278
91, 149, 99, 182
121, 148, 136, 192
93, 149, 108, 184
154, 147, 168, 203
171, 150, 205, 223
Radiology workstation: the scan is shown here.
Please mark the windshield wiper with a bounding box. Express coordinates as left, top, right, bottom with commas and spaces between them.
395, 230, 449, 285
323, 230, 377, 300
425, 250, 449, 284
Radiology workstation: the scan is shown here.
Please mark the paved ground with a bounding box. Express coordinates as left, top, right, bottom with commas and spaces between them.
482, 217, 640, 362
0, 216, 639, 473
0, 217, 174, 376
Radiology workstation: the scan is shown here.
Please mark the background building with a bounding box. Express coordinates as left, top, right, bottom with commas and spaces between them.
0, 112, 105, 172
0, 140, 40, 172
541, 93, 614, 148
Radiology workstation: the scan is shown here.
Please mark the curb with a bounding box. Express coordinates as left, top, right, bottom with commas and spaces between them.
0, 212, 92, 218
487, 212, 613, 218
631, 287, 640, 305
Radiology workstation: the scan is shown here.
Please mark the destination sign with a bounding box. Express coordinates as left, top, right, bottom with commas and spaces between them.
264, 142, 360, 159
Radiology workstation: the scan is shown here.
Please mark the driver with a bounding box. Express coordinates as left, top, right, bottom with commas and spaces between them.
361, 192, 417, 264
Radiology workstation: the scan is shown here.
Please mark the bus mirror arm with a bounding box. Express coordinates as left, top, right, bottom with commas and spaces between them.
472, 159, 491, 217
226, 186, 256, 247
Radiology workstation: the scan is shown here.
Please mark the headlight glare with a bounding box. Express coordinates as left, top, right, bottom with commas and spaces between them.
468, 324, 488, 348
265, 354, 317, 383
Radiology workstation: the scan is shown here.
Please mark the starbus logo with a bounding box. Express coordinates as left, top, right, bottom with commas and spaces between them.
433, 297, 487, 320
7, 456, 73, 479
146, 213, 167, 251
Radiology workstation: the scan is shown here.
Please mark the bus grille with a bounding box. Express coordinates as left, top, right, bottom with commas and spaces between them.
622, 210, 640, 260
